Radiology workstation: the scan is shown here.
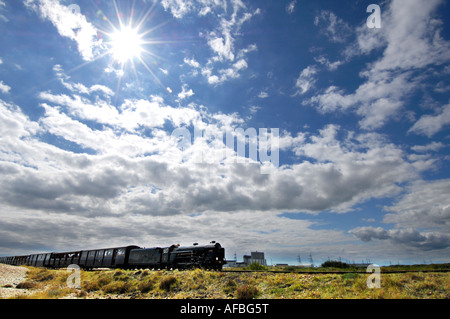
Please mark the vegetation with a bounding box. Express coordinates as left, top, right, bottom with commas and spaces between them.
5, 264, 449, 299
321, 260, 350, 268
245, 262, 268, 271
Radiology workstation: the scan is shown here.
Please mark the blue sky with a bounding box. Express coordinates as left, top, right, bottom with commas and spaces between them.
0, 0, 449, 266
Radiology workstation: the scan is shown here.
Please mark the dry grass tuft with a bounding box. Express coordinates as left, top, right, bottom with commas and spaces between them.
5, 266, 449, 299
236, 284, 259, 299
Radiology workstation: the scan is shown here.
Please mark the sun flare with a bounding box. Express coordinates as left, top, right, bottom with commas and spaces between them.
110, 26, 144, 63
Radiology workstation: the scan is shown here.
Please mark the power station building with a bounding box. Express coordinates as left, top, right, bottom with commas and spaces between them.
226, 251, 267, 267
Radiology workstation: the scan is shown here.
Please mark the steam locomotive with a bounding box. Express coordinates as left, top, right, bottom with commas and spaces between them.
0, 241, 226, 270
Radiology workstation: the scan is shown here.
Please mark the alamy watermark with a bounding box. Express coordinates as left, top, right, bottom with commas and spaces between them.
366, 264, 381, 288
66, 264, 81, 289
171, 127, 280, 174
366, 4, 381, 29
68, 4, 81, 15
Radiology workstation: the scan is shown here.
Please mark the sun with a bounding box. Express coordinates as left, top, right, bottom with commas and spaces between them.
97, 1, 169, 87
109, 26, 144, 64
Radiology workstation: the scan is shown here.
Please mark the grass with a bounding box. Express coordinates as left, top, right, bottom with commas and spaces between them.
7, 265, 450, 299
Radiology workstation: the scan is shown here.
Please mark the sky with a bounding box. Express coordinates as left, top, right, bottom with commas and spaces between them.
0, 0, 449, 266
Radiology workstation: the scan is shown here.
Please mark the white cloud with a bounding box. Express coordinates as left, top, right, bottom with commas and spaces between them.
1, 84, 443, 258
39, 92, 201, 135
314, 10, 352, 43
286, 0, 296, 14
159, 68, 169, 75
314, 56, 344, 71
350, 178, 450, 251
0, 0, 8, 23
369, 0, 449, 73
0, 100, 40, 139
294, 65, 318, 95
0, 81, 11, 94
248, 105, 261, 114
411, 142, 446, 153
184, 57, 201, 69
208, 30, 235, 62
24, 0, 102, 61
350, 227, 450, 251
202, 58, 248, 85
257, 91, 269, 99
409, 101, 450, 137
2, 90, 429, 218
307, 0, 450, 131
177, 84, 195, 100
47, 64, 113, 97
384, 179, 450, 229
307, 71, 417, 130
176, 2, 259, 85
161, 0, 194, 18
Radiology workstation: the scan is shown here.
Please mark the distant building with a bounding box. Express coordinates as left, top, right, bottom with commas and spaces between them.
225, 251, 267, 267
248, 251, 266, 266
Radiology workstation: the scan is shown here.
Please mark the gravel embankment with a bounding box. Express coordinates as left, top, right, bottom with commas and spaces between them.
0, 263, 31, 299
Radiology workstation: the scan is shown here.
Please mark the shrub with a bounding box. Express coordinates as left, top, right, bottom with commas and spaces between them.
102, 281, 132, 294
138, 279, 154, 293
159, 276, 178, 291
223, 279, 237, 294
16, 281, 39, 289
236, 284, 259, 299
29, 269, 54, 282
246, 262, 267, 271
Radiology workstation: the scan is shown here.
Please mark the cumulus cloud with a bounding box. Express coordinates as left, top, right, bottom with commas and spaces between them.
409, 101, 450, 137
0, 80, 11, 94
350, 179, 450, 251
1, 88, 430, 219
384, 179, 450, 229
306, 0, 450, 131
350, 227, 450, 251
0, 73, 444, 258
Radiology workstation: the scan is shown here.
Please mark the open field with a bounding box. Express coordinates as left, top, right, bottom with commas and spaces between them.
1, 264, 449, 299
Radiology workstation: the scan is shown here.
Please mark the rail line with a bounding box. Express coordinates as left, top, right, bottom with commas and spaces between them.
221, 269, 450, 275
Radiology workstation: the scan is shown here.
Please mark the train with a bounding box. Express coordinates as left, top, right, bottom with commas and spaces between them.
0, 241, 226, 270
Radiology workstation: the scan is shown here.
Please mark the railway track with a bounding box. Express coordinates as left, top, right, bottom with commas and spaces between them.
221, 268, 450, 274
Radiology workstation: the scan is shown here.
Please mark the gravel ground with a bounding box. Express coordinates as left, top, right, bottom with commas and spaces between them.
0, 263, 32, 299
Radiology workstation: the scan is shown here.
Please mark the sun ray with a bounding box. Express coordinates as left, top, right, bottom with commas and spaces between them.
89, 0, 184, 91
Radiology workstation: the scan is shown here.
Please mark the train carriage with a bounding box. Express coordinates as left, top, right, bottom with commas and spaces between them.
1, 242, 225, 270
128, 247, 163, 268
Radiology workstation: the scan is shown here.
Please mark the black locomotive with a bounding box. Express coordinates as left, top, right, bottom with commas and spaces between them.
0, 241, 226, 270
